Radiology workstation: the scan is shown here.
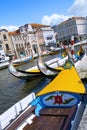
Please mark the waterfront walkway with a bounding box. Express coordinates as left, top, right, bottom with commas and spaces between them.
78, 106, 87, 130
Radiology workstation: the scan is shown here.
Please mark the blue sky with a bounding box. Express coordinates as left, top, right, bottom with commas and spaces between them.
0, 0, 87, 31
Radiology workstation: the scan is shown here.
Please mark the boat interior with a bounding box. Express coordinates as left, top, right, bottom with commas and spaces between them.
6, 104, 77, 130
23, 106, 77, 130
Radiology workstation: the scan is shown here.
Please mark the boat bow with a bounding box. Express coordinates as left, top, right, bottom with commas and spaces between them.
37, 56, 61, 78
8, 60, 43, 81
37, 66, 86, 96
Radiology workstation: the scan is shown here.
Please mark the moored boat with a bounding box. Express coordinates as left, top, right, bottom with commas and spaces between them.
8, 59, 44, 81
0, 56, 9, 70
37, 56, 62, 78
12, 55, 33, 67
8, 51, 87, 81
0, 62, 87, 130
0, 55, 9, 63
8, 53, 64, 81
37, 45, 85, 79
8, 41, 86, 81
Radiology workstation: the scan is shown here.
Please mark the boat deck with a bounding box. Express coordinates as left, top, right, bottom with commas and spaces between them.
23, 106, 77, 130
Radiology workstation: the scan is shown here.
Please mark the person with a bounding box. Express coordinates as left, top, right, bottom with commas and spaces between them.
79, 45, 84, 56
85, 43, 87, 56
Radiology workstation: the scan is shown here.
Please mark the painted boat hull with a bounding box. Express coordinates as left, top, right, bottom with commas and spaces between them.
8, 61, 44, 81
0, 91, 86, 130
12, 56, 33, 66
37, 56, 61, 78
0, 66, 86, 130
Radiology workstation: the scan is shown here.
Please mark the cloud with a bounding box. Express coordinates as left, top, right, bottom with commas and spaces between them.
42, 14, 69, 26
0, 25, 19, 32
1, 0, 87, 31
42, 0, 87, 26
68, 0, 87, 16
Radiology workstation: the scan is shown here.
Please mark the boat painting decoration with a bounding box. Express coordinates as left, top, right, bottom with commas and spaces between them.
40, 92, 80, 107
63, 60, 73, 69
0, 64, 87, 130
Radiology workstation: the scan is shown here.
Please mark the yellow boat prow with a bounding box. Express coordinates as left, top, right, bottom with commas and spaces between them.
26, 69, 40, 72
37, 66, 86, 96
26, 66, 63, 73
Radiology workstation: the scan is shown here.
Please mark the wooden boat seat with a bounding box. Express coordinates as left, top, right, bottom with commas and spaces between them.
39, 107, 71, 116
6, 106, 36, 130
23, 105, 77, 130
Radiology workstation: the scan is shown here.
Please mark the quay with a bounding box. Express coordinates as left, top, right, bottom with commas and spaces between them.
78, 106, 87, 129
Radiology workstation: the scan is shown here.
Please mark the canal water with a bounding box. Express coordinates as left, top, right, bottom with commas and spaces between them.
0, 54, 58, 114
0, 45, 87, 130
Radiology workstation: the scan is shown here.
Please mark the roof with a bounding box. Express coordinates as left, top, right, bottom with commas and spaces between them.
30, 23, 50, 28
37, 66, 86, 96
0, 29, 8, 32
9, 29, 20, 35
58, 16, 86, 27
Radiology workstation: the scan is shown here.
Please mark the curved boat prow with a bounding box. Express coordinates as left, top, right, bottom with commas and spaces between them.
37, 56, 61, 78
8, 59, 43, 81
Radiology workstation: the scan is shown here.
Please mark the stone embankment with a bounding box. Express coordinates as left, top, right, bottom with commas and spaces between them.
78, 105, 87, 130
75, 54, 87, 79
76, 54, 87, 130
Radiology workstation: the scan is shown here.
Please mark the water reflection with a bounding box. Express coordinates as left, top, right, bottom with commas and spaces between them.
0, 55, 53, 114
23, 77, 51, 94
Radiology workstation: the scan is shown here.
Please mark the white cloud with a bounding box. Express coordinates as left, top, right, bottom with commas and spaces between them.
42, 14, 69, 26
68, 0, 87, 16
1, 0, 87, 31
42, 0, 87, 26
0, 25, 19, 32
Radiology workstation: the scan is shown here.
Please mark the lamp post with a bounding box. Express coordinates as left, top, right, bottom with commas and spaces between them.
35, 29, 42, 56
33, 28, 42, 56
22, 26, 34, 59
71, 35, 74, 60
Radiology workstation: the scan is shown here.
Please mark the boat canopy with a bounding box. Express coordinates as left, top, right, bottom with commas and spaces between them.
37, 66, 86, 96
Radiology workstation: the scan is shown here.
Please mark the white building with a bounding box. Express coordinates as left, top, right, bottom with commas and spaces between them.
19, 23, 56, 53
9, 23, 56, 58
53, 17, 87, 44
42, 26, 56, 46
0, 29, 14, 56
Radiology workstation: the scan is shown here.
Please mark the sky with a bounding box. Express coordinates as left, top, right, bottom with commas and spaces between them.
0, 0, 87, 31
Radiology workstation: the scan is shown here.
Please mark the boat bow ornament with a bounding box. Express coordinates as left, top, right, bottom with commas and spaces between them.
37, 56, 61, 78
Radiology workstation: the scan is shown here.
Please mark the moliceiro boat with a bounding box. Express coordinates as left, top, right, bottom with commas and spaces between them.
0, 63, 87, 130
37, 56, 62, 78
0, 55, 9, 63
8, 49, 86, 81
8, 59, 43, 81
8, 55, 63, 81
12, 55, 33, 67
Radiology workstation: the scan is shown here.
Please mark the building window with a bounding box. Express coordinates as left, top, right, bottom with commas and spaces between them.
46, 36, 53, 40
3, 34, 7, 40
5, 44, 10, 50
0, 45, 2, 50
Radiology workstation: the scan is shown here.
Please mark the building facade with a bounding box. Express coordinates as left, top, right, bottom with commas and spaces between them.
9, 23, 56, 58
19, 23, 56, 53
9, 30, 26, 59
42, 26, 56, 48
53, 17, 87, 45
0, 29, 14, 56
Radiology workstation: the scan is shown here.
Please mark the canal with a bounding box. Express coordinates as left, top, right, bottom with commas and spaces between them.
0, 45, 87, 116
0, 54, 59, 114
